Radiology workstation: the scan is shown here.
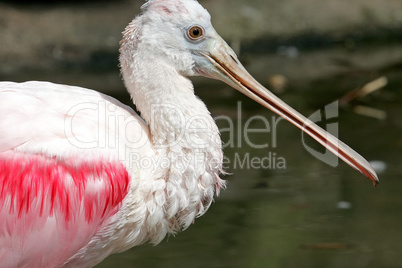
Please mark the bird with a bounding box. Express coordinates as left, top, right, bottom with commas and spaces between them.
0, 0, 379, 267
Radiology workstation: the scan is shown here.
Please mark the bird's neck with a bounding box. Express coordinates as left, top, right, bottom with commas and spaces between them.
121, 50, 214, 149
120, 49, 226, 244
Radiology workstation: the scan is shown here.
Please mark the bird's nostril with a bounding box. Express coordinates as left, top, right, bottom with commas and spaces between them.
230, 54, 239, 65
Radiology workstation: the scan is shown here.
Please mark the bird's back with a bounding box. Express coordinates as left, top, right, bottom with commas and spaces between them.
0, 81, 150, 155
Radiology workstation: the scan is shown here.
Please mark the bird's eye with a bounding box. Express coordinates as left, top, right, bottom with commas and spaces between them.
187, 26, 204, 41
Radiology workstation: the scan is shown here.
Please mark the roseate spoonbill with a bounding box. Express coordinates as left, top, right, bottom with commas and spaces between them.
0, 0, 379, 267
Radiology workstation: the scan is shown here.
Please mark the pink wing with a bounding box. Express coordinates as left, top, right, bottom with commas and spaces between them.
0, 82, 141, 267
0, 149, 130, 268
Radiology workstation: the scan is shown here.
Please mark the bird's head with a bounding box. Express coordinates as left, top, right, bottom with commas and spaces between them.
121, 0, 226, 77
120, 0, 379, 186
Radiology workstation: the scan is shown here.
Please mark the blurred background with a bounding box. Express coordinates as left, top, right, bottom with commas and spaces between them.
1, 0, 401, 267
